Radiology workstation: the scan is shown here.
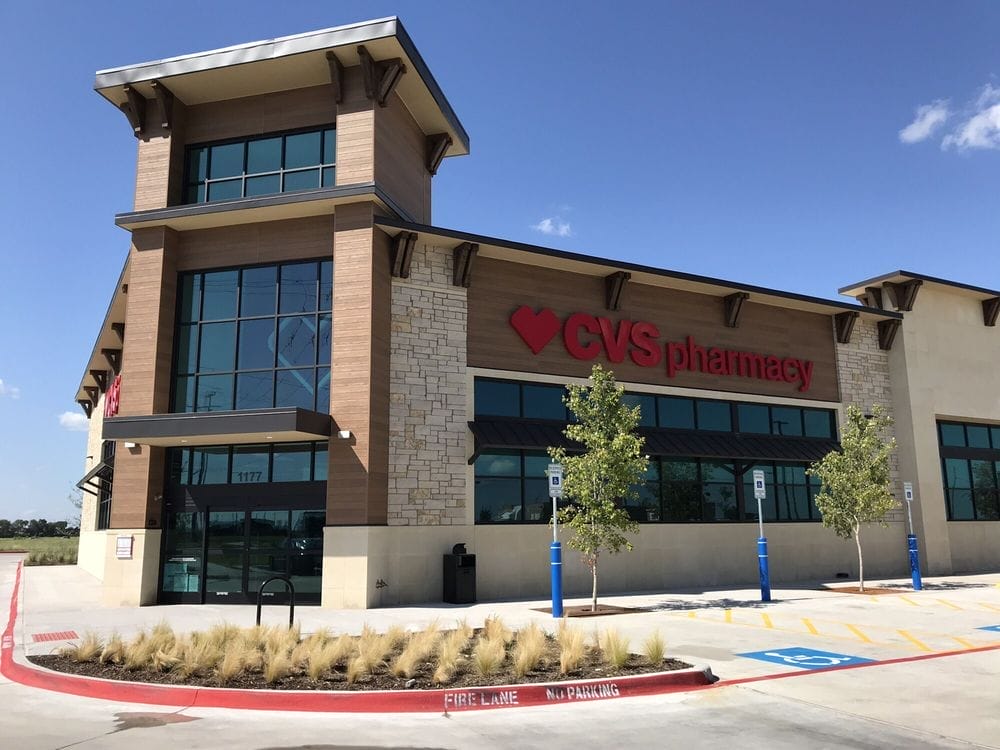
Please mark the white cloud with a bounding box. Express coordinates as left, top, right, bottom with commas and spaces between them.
942, 84, 1000, 151
532, 217, 572, 238
899, 100, 950, 144
0, 379, 21, 399
58, 411, 90, 432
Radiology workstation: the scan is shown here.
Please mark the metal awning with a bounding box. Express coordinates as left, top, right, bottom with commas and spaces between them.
468, 419, 839, 464
75, 456, 115, 497
103, 408, 332, 447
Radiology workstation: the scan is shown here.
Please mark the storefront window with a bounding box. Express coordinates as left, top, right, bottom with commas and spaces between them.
168, 442, 328, 486
938, 420, 1000, 521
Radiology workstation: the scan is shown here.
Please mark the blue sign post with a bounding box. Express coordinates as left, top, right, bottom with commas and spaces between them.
753, 469, 771, 602
547, 463, 564, 618
903, 482, 922, 591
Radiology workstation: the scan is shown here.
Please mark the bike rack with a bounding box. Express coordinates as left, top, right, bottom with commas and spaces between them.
256, 575, 296, 628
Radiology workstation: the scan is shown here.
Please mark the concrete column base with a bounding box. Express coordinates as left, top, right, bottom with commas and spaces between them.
100, 529, 161, 606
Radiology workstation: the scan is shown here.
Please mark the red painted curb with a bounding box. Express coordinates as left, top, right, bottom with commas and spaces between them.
1, 562, 712, 712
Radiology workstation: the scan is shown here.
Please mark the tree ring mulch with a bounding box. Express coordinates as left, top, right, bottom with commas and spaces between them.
532, 604, 648, 617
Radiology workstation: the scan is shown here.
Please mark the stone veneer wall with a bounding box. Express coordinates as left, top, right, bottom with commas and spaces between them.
834, 317, 903, 522
387, 242, 468, 525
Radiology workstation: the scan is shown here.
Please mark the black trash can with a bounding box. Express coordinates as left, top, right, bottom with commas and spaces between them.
443, 551, 476, 604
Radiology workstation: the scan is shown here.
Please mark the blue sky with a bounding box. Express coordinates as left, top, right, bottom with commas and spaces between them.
1, 1, 999, 522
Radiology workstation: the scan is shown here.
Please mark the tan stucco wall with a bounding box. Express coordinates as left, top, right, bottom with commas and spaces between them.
886, 283, 1000, 574
99, 529, 161, 606
77, 393, 107, 579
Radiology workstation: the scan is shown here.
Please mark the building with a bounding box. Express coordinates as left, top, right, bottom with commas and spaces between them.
74, 18, 1000, 609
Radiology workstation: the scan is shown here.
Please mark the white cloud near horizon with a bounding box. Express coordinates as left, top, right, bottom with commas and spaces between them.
899, 100, 950, 144
58, 411, 89, 432
532, 217, 572, 238
941, 84, 1000, 151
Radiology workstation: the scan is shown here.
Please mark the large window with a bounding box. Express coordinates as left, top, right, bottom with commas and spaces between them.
473, 451, 822, 524
96, 440, 115, 530
939, 421, 1000, 521
167, 442, 328, 486
473, 378, 836, 439
183, 127, 336, 204
173, 260, 332, 413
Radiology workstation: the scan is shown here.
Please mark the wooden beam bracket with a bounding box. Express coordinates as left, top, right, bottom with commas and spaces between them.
77, 400, 93, 419
111, 322, 125, 342
326, 51, 344, 104
357, 45, 406, 106
604, 272, 631, 311
150, 80, 174, 130
426, 133, 453, 175
723, 292, 750, 328
102, 348, 122, 375
83, 386, 100, 406
883, 279, 923, 311
122, 85, 147, 136
982, 297, 1000, 327
90, 369, 109, 392
834, 311, 860, 344
390, 232, 418, 278
877, 318, 901, 350
453, 243, 478, 288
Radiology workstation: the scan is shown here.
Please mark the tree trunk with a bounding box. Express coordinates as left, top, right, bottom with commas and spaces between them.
591, 560, 598, 612
854, 522, 864, 592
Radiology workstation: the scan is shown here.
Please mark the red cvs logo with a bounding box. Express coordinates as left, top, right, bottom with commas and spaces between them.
104, 374, 122, 418
509, 306, 562, 354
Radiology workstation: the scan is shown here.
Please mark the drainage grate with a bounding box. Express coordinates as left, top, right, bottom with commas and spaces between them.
31, 630, 79, 643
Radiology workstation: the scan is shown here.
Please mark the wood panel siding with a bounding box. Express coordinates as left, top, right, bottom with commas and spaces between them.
175, 215, 335, 271
335, 68, 375, 186
328, 203, 391, 525
111, 228, 179, 529
468, 258, 840, 402
183, 84, 337, 144
374, 91, 431, 222
133, 121, 173, 212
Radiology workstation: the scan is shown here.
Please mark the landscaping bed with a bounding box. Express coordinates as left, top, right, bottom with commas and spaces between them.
30, 618, 691, 692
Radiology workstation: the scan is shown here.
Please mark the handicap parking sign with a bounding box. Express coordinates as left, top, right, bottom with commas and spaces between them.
738, 647, 875, 670
977, 625, 1000, 632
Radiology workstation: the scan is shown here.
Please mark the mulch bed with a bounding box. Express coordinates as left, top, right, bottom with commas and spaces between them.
30, 649, 691, 693
532, 604, 648, 617
821, 586, 909, 595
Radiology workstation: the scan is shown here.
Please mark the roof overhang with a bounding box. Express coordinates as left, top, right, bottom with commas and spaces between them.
94, 16, 469, 158
103, 408, 332, 447
75, 257, 129, 408
377, 217, 901, 321
839, 270, 1000, 302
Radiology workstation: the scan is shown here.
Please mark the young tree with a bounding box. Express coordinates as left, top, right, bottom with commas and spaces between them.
549, 364, 648, 611
807, 404, 898, 592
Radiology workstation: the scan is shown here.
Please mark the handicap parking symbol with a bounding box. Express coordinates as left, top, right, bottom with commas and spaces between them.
738, 647, 875, 670
977, 625, 1000, 632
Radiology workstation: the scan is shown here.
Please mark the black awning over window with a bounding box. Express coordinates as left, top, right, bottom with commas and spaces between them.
75, 456, 115, 497
468, 419, 839, 464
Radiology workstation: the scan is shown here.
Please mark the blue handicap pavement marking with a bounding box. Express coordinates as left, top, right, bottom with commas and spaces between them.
738, 647, 875, 670
977, 625, 1000, 632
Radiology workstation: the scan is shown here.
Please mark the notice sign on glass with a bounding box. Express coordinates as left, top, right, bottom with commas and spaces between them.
116, 535, 133, 560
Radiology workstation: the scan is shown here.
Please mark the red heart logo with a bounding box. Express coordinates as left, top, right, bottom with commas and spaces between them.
510, 306, 561, 354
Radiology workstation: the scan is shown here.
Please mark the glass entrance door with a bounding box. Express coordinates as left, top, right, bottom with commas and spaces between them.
200, 509, 323, 604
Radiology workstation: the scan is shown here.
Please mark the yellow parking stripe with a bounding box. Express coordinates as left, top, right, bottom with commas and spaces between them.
897, 629, 933, 652
936, 599, 962, 610
899, 596, 920, 607
687, 611, 697, 619
724, 609, 733, 624
952, 637, 976, 649
845, 624, 874, 644
802, 618, 819, 635
979, 602, 1000, 612
761, 613, 774, 629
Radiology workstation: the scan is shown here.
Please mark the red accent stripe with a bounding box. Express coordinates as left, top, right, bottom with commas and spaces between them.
31, 631, 79, 643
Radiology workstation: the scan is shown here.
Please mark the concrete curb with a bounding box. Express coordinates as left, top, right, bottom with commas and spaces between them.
2, 561, 715, 713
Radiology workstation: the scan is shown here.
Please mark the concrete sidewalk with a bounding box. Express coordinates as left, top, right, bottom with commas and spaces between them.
12, 556, 1000, 681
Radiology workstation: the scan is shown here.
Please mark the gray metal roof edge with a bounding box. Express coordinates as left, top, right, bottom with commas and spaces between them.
92, 16, 470, 152
376, 217, 902, 319
94, 17, 399, 86
114, 182, 415, 227
838, 269, 1000, 299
